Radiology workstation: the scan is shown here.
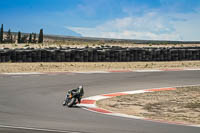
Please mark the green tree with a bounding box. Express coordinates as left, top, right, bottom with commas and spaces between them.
11, 35, 13, 43
6, 29, 12, 43
18, 31, 21, 43
33, 33, 37, 43
38, 29, 43, 43
28, 33, 32, 43
0, 24, 3, 43
21, 35, 28, 43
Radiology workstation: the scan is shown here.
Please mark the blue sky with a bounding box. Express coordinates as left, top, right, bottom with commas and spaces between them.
1, 0, 200, 41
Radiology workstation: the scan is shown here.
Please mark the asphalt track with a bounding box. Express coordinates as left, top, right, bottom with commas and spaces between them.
0, 71, 200, 133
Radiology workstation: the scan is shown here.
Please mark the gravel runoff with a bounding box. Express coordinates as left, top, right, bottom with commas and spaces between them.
97, 86, 200, 125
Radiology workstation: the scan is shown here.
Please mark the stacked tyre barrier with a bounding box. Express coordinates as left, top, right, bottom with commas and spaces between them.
0, 47, 200, 62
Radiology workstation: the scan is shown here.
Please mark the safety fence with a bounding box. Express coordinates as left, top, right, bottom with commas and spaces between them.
0, 47, 200, 62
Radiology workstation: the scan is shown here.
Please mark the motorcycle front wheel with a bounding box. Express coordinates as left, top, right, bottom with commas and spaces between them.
62, 100, 66, 106
67, 98, 76, 107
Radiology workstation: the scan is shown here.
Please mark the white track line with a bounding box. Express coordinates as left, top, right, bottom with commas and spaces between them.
0, 125, 81, 133
1, 68, 200, 75
75, 71, 110, 74
84, 95, 109, 100
185, 68, 200, 71
2, 72, 43, 75
134, 70, 162, 72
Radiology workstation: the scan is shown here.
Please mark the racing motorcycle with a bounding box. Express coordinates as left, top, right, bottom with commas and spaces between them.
62, 90, 80, 107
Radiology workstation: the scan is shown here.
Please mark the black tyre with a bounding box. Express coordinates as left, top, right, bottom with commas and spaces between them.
67, 98, 76, 107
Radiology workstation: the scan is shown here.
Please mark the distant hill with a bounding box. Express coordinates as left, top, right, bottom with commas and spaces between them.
4, 31, 200, 44
44, 34, 200, 44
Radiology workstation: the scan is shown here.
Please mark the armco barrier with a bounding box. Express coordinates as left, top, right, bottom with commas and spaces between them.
0, 47, 200, 62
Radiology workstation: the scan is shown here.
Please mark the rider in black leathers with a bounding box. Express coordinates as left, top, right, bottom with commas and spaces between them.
67, 85, 84, 103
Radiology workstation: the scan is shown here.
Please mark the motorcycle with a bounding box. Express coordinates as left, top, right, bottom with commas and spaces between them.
62, 90, 80, 107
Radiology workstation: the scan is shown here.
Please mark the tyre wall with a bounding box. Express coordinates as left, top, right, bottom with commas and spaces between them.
0, 47, 200, 62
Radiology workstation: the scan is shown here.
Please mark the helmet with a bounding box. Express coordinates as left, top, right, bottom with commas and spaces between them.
78, 85, 83, 89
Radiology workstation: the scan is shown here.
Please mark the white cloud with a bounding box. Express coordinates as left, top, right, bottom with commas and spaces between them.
67, 11, 200, 41
68, 27, 181, 40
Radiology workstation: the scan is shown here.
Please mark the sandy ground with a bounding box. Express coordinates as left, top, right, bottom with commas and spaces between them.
0, 61, 200, 73
97, 86, 200, 125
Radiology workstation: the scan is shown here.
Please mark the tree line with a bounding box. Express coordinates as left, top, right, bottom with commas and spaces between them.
0, 24, 43, 44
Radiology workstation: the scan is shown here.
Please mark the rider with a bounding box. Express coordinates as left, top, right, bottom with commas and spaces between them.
68, 85, 84, 103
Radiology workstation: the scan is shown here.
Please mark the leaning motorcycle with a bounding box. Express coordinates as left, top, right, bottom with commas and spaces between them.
62, 91, 79, 107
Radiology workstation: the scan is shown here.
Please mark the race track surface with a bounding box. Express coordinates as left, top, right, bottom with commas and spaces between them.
0, 71, 200, 133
